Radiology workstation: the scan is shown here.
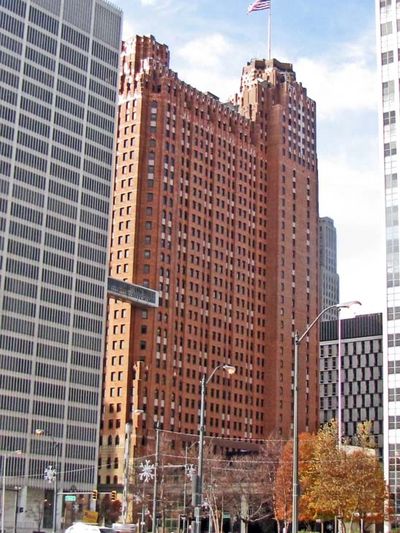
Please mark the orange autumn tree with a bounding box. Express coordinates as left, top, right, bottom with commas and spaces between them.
301, 421, 349, 523
343, 447, 388, 531
275, 422, 389, 532
274, 432, 315, 530
302, 421, 389, 532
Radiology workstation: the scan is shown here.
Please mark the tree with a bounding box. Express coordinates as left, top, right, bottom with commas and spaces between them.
354, 421, 376, 449
100, 494, 122, 526
274, 432, 315, 530
302, 422, 350, 524
301, 421, 389, 532
344, 447, 388, 531
222, 440, 283, 528
274, 422, 389, 533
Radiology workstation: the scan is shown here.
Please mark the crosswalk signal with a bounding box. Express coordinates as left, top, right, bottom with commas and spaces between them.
92, 489, 98, 501
111, 490, 117, 501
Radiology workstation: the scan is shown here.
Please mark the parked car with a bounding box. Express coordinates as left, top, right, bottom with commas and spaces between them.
65, 523, 114, 533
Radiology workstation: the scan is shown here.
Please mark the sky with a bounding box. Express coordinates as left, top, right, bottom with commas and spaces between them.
113, 0, 383, 316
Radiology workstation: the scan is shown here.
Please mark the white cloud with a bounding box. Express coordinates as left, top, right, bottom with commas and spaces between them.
122, 18, 137, 40
294, 34, 378, 120
173, 33, 245, 98
177, 34, 232, 69
319, 154, 384, 313
121, 0, 200, 40
296, 57, 377, 120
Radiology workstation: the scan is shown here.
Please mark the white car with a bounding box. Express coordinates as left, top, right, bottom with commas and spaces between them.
65, 523, 114, 533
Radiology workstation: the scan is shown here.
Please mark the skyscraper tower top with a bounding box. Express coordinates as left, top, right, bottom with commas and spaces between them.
101, 34, 319, 492
239, 58, 296, 90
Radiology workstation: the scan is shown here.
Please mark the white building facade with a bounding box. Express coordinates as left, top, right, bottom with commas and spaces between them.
376, 0, 400, 517
0, 0, 121, 529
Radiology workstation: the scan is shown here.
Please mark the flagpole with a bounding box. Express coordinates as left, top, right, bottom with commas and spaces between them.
268, 2, 272, 60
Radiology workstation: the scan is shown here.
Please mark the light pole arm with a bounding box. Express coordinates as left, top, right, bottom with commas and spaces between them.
205, 364, 224, 386
296, 304, 339, 345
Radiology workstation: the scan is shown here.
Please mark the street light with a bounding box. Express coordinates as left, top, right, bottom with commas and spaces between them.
35, 429, 60, 533
291, 301, 361, 533
1, 450, 22, 533
14, 485, 21, 533
336, 301, 361, 447
194, 363, 236, 533
122, 409, 144, 524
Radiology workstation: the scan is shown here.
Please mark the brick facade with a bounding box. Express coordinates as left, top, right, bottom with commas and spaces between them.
99, 36, 319, 488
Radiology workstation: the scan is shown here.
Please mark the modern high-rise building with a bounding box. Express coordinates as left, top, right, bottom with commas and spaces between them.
376, 0, 400, 514
0, 0, 121, 528
100, 35, 320, 493
320, 313, 383, 458
319, 216, 339, 320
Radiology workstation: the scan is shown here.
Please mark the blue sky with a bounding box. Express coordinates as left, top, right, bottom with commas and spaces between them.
113, 0, 383, 316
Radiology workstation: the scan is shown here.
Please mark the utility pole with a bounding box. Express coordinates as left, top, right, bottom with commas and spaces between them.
152, 422, 160, 533
123, 423, 133, 524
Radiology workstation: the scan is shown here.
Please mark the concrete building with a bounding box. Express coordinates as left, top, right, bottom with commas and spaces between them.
0, 0, 122, 530
320, 313, 383, 457
319, 216, 339, 320
100, 35, 320, 493
376, 0, 400, 514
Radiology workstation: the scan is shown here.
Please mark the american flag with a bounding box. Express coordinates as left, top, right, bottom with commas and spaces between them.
248, 0, 271, 13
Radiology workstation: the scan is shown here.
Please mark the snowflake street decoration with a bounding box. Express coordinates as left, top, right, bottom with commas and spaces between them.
138, 460, 155, 483
185, 464, 196, 480
44, 465, 56, 483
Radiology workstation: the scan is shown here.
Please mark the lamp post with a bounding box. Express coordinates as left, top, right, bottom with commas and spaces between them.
151, 421, 161, 533
14, 486, 21, 533
122, 409, 144, 524
291, 301, 361, 533
194, 364, 236, 533
336, 301, 361, 447
1, 450, 21, 533
35, 429, 60, 533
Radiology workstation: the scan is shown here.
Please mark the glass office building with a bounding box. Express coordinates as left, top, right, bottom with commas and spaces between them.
377, 0, 400, 517
0, 0, 121, 527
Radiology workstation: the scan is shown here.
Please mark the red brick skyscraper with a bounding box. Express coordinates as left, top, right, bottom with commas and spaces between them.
99, 36, 319, 488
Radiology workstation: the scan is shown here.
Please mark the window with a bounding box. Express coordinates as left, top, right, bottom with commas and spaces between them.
388, 306, 400, 320
388, 333, 400, 347
382, 50, 394, 65
384, 142, 397, 157
389, 388, 400, 401
387, 205, 399, 226
384, 110, 396, 125
386, 173, 398, 189
381, 21, 393, 35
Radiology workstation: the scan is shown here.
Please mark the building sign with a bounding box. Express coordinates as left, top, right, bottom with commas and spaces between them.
108, 278, 159, 308
82, 510, 99, 524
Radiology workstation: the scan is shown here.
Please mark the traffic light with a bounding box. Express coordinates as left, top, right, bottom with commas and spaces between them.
111, 490, 117, 501
92, 489, 98, 501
